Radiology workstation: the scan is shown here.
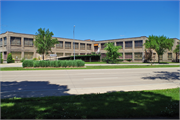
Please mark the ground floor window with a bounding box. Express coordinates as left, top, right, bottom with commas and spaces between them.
159, 55, 163, 60
119, 53, 123, 59
73, 53, 78, 55
56, 53, 63, 57
11, 52, 21, 60
65, 53, 71, 56
134, 53, 142, 61
125, 53, 132, 59
168, 53, 172, 60
24, 52, 34, 59
80, 53, 85, 55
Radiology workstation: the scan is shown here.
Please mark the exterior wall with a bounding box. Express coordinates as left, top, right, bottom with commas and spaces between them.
0, 31, 179, 63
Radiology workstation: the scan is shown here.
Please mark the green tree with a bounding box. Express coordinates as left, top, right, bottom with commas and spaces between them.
104, 42, 122, 63
34, 28, 59, 60
173, 44, 179, 62
144, 35, 174, 63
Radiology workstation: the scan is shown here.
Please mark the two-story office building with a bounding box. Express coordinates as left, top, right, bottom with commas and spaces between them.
0, 31, 179, 63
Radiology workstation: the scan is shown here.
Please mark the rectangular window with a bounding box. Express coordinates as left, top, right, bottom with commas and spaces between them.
125, 53, 132, 59
73, 53, 78, 55
101, 43, 106, 50
24, 52, 33, 59
80, 43, 85, 50
65, 42, 71, 49
11, 52, 21, 60
116, 42, 123, 48
57, 53, 63, 57
56, 41, 63, 49
101, 53, 106, 58
134, 53, 142, 60
87, 44, 91, 50
24, 38, 33, 47
125, 41, 132, 49
0, 38, 2, 47
75, 43, 79, 49
135, 40, 143, 48
168, 53, 172, 60
159, 55, 163, 60
80, 53, 85, 55
65, 53, 71, 56
4, 37, 7, 46
11, 37, 21, 46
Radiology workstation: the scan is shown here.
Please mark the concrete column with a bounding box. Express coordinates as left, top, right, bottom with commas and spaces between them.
123, 41, 125, 51
85, 43, 87, 55
79, 43, 80, 50
71, 42, 73, 50
132, 40, 134, 50
63, 41, 65, 50
142, 40, 145, 62
98, 43, 101, 53
114, 42, 116, 46
123, 52, 125, 59
21, 52, 24, 59
7, 32, 11, 54
2, 52, 4, 61
21, 37, 24, 49
2, 37, 4, 47
132, 52, 134, 62
92, 43, 94, 52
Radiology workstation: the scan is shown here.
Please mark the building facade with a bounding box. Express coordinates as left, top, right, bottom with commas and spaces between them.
0, 31, 179, 63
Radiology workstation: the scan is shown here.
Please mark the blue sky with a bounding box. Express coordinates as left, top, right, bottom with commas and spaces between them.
1, 1, 179, 41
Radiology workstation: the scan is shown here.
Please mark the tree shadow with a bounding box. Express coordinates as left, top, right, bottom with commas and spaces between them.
1, 81, 71, 99
1, 87, 179, 119
141, 71, 180, 80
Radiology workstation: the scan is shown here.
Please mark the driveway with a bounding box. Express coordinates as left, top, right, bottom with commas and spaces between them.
1, 68, 179, 99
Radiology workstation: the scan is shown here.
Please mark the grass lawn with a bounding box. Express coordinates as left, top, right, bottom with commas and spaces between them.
1, 88, 179, 119
0, 65, 179, 71
85, 62, 179, 64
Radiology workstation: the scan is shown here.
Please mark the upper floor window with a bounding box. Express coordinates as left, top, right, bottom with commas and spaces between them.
4, 37, 7, 46
0, 38, 2, 47
116, 42, 123, 48
56, 41, 63, 49
75, 43, 79, 49
11, 37, 21, 46
125, 41, 132, 49
65, 42, 71, 49
80, 43, 85, 50
101, 43, 106, 50
87, 44, 91, 50
135, 40, 143, 48
24, 38, 33, 47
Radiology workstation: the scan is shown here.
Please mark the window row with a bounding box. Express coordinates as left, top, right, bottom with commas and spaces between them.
56, 42, 92, 50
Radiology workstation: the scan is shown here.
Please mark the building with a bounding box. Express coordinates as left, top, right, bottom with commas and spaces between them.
0, 31, 179, 63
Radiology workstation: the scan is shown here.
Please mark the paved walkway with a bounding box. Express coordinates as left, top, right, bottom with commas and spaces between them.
0, 63, 179, 68
1, 68, 179, 99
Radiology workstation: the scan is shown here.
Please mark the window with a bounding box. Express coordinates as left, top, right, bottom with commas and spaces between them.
168, 53, 172, 60
80, 43, 85, 50
80, 53, 85, 55
65, 53, 71, 56
65, 42, 71, 49
57, 53, 63, 56
11, 52, 21, 60
135, 40, 143, 48
125, 53, 132, 59
116, 42, 123, 48
153, 53, 156, 55
11, 37, 21, 46
73, 53, 78, 55
87, 44, 91, 50
24, 52, 34, 59
101, 43, 106, 50
159, 55, 163, 60
125, 41, 132, 49
24, 38, 33, 47
4, 37, 7, 46
0, 38, 2, 47
101, 53, 106, 58
56, 41, 63, 49
75, 43, 79, 49
134, 53, 142, 60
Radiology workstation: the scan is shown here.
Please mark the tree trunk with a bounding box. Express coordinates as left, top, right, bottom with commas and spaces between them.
42, 54, 44, 60
158, 54, 160, 63
176, 52, 177, 62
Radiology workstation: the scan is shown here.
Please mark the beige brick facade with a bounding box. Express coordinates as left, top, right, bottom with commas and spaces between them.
0, 31, 179, 63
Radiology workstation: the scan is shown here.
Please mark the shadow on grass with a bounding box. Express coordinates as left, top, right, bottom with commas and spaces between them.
1, 81, 71, 99
1, 86, 179, 119
142, 71, 180, 80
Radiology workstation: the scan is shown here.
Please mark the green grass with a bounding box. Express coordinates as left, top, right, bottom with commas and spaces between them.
85, 62, 180, 64
1, 88, 179, 119
0, 65, 179, 71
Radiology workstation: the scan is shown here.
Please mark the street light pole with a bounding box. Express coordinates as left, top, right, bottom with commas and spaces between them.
73, 25, 75, 60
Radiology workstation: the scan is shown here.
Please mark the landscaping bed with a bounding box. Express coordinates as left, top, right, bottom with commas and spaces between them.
1, 88, 179, 119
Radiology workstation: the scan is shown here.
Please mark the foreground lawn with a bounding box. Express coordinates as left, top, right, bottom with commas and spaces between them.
85, 62, 180, 64
0, 65, 179, 71
1, 88, 179, 119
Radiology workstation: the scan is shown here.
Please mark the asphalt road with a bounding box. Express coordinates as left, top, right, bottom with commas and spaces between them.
1, 68, 179, 99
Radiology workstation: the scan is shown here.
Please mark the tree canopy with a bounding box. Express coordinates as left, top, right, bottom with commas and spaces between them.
173, 44, 179, 53
144, 35, 174, 63
34, 28, 59, 60
104, 42, 122, 63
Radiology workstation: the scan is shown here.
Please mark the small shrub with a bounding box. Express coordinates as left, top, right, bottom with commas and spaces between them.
55, 61, 59, 67
61, 60, 67, 67
7, 53, 13, 63
33, 58, 37, 61
58, 60, 61, 67
126, 59, 132, 62
76, 60, 84, 67
46, 61, 50, 67
67, 60, 73, 67
33, 61, 39, 67
72, 60, 77, 67
21, 58, 25, 62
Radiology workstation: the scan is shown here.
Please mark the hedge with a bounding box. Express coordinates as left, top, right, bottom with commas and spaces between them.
23, 60, 85, 68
